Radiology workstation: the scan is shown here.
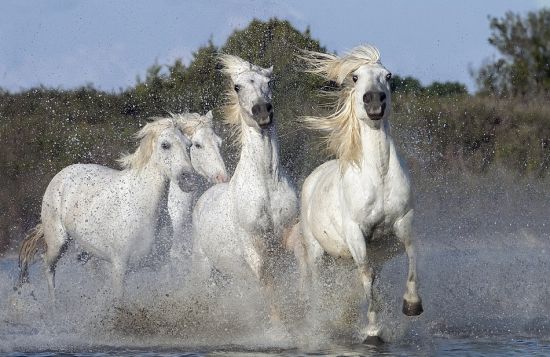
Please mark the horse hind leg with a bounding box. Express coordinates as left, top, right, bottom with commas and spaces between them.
394, 210, 423, 316
43, 226, 70, 302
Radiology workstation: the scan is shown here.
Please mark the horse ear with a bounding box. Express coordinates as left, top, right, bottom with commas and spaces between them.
206, 110, 213, 120
266, 66, 274, 76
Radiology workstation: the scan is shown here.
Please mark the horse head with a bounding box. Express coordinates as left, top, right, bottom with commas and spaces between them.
219, 54, 274, 131
171, 111, 229, 185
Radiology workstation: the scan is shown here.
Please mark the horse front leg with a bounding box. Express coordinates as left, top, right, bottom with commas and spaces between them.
110, 260, 127, 302
299, 226, 324, 304
394, 210, 423, 316
243, 236, 282, 324
344, 221, 383, 344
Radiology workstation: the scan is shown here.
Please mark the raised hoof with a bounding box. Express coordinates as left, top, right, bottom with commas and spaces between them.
363, 335, 384, 345
403, 299, 423, 316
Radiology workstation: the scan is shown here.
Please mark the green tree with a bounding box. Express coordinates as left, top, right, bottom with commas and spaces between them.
390, 75, 423, 94
475, 9, 550, 95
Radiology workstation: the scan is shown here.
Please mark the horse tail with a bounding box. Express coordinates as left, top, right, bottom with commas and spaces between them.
17, 223, 45, 287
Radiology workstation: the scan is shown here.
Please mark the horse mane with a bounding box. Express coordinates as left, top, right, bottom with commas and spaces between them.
169, 112, 213, 137
117, 117, 178, 170
219, 54, 271, 146
300, 45, 381, 171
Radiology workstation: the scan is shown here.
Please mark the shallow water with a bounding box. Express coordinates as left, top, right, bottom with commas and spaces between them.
1, 173, 549, 355
4, 337, 550, 356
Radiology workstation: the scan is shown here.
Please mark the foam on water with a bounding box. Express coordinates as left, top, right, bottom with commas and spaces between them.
1, 170, 550, 353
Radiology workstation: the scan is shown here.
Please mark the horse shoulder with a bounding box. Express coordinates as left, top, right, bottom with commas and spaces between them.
301, 161, 343, 224
193, 183, 230, 225
301, 160, 338, 203
270, 176, 298, 234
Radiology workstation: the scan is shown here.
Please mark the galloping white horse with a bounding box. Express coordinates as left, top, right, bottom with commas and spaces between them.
192, 55, 298, 321
168, 111, 228, 260
18, 117, 197, 299
294, 45, 423, 343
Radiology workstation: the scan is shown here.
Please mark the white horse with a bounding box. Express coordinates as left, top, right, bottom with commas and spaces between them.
192, 55, 298, 321
292, 45, 423, 343
18, 117, 197, 299
167, 111, 228, 261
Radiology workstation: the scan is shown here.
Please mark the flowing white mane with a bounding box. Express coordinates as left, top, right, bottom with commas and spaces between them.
301, 44, 382, 171
219, 54, 270, 145
118, 117, 178, 170
301, 45, 381, 85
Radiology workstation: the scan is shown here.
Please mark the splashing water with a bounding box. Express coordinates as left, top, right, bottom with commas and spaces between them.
1, 170, 550, 354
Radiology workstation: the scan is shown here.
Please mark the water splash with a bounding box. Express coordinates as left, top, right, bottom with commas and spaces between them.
1, 170, 549, 352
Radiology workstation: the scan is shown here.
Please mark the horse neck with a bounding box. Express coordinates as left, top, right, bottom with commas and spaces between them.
359, 119, 391, 176
232, 123, 280, 184
124, 163, 170, 217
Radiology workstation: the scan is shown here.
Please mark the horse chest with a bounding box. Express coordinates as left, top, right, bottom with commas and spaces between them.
233, 180, 273, 233
346, 173, 405, 233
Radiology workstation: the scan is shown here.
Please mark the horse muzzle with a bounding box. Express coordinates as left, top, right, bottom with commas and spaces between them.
251, 102, 273, 128
363, 91, 387, 121
178, 172, 207, 192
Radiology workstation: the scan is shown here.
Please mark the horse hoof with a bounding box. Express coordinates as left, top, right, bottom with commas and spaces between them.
403, 299, 423, 316
363, 335, 384, 345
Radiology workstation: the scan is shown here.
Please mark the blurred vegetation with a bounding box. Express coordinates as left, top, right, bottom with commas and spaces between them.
1, 15, 549, 253
475, 9, 550, 96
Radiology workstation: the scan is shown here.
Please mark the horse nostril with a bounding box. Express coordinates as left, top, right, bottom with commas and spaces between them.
266, 103, 273, 112
363, 92, 374, 104
380, 92, 386, 102
252, 105, 261, 116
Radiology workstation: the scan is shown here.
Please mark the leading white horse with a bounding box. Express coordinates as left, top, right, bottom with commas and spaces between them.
167, 111, 228, 261
192, 55, 298, 322
293, 45, 423, 344
18, 117, 197, 300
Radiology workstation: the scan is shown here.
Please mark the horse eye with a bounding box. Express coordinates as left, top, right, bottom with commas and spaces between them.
234, 84, 241, 92
268, 80, 275, 88
386, 72, 392, 80
194, 143, 203, 149
352, 75, 358, 83
161, 142, 171, 150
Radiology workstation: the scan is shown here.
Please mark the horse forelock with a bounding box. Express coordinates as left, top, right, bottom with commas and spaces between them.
219, 54, 269, 78
170, 112, 213, 137
302, 44, 381, 85
118, 118, 178, 170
